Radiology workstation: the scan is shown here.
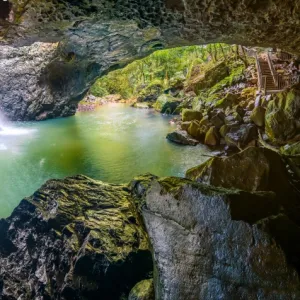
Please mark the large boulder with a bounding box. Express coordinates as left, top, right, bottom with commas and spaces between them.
128, 279, 154, 300
0, 175, 152, 300
166, 130, 199, 146
265, 86, 300, 144
251, 106, 266, 127
153, 94, 181, 114
204, 126, 219, 146
224, 124, 257, 148
186, 147, 300, 223
182, 109, 203, 122
134, 176, 300, 300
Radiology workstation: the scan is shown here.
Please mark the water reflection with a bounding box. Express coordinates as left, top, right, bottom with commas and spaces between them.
0, 104, 209, 217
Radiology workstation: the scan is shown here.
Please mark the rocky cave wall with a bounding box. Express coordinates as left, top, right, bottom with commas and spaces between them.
1, 0, 300, 120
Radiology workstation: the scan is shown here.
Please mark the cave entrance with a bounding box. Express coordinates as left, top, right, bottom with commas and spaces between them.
0, 1, 11, 20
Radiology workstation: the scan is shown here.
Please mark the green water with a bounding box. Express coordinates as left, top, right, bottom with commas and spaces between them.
0, 104, 209, 218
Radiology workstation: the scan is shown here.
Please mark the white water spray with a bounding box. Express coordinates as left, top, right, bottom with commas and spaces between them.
0, 111, 35, 137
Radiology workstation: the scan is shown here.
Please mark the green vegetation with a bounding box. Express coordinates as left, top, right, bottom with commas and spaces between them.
90, 44, 250, 99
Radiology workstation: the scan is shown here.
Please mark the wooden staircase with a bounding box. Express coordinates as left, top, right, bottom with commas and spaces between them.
243, 46, 300, 94
257, 59, 278, 92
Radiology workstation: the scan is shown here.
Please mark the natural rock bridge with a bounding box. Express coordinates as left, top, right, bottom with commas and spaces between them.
1, 0, 300, 121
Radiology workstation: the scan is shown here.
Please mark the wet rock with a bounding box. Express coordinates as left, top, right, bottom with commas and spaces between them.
128, 279, 154, 300
215, 93, 239, 109
210, 113, 225, 128
133, 102, 151, 109
251, 106, 266, 127
154, 94, 180, 114
204, 126, 219, 146
182, 109, 203, 122
187, 121, 205, 141
224, 124, 257, 148
2, 1, 300, 120
186, 147, 288, 193
180, 121, 191, 131
186, 146, 300, 223
0, 175, 152, 300
166, 130, 199, 146
265, 86, 300, 144
138, 177, 300, 300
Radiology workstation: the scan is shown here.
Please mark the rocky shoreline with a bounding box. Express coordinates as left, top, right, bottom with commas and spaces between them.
1, 159, 300, 299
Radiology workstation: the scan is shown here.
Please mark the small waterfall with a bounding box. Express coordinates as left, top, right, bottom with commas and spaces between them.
0, 111, 35, 137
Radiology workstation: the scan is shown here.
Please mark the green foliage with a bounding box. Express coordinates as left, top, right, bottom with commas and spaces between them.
89, 44, 250, 99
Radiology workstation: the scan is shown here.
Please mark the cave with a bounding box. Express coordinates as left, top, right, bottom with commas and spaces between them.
0, 0, 11, 20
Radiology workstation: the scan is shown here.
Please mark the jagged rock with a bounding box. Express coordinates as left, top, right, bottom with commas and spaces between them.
135, 177, 300, 300
186, 147, 300, 224
2, 1, 300, 120
187, 121, 205, 141
219, 125, 230, 138
224, 124, 257, 148
0, 175, 152, 300
153, 94, 180, 114
251, 106, 266, 127
204, 126, 219, 146
128, 279, 154, 300
180, 121, 191, 131
133, 102, 151, 109
210, 113, 225, 128
186, 147, 288, 193
182, 109, 203, 122
166, 130, 199, 146
215, 93, 239, 109
265, 87, 300, 144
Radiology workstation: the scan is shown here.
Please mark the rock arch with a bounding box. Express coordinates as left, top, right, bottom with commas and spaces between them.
1, 0, 300, 120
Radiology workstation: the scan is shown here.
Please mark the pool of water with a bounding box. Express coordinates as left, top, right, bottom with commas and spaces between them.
0, 104, 209, 218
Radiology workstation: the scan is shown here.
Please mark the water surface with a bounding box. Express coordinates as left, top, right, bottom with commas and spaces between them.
0, 104, 209, 217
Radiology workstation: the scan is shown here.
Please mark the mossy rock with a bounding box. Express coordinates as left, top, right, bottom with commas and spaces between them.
128, 279, 154, 300
250, 106, 266, 127
186, 147, 291, 196
193, 61, 229, 93
224, 124, 257, 148
215, 93, 239, 109
153, 94, 180, 114
204, 126, 219, 146
182, 109, 203, 122
265, 87, 300, 144
187, 120, 204, 141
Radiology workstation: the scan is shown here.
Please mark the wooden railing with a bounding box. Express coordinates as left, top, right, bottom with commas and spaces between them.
260, 74, 300, 92
242, 47, 299, 93
267, 51, 278, 86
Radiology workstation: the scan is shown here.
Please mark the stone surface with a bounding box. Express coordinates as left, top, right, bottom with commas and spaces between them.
251, 106, 266, 127
182, 109, 203, 122
153, 94, 180, 114
128, 279, 154, 300
224, 124, 257, 148
186, 147, 300, 224
136, 177, 300, 300
2, 2, 300, 120
265, 87, 300, 144
0, 175, 152, 300
166, 130, 199, 146
204, 126, 219, 146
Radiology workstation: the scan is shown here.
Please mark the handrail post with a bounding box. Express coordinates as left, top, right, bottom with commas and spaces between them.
267, 51, 278, 87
